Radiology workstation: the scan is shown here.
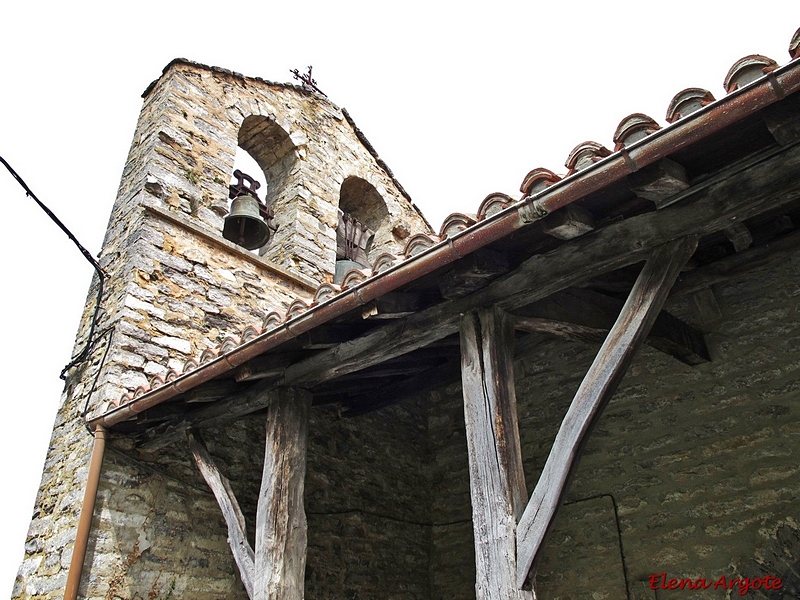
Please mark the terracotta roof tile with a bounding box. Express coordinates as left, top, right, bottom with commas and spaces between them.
439, 213, 477, 238
791, 27, 800, 60
339, 268, 371, 289
724, 54, 778, 93
314, 283, 342, 303
371, 253, 397, 273
262, 312, 283, 331
477, 193, 515, 220
613, 113, 661, 150
666, 88, 716, 123
519, 168, 561, 196
286, 299, 311, 320
403, 233, 439, 257
565, 141, 612, 175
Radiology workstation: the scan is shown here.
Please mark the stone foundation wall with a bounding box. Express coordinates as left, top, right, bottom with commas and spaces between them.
305, 401, 432, 600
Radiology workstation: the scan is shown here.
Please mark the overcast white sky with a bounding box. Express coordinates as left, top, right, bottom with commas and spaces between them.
1, 1, 798, 594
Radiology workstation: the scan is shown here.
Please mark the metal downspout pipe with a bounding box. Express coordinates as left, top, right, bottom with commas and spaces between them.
64, 425, 107, 600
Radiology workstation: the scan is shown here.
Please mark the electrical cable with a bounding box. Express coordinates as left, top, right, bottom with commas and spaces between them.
80, 326, 115, 436
0, 155, 108, 379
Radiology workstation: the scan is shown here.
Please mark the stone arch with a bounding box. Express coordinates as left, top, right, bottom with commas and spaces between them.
335, 177, 391, 276
338, 176, 390, 234
237, 116, 297, 206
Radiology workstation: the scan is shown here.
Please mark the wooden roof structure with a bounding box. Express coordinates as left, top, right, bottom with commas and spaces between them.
85, 35, 800, 599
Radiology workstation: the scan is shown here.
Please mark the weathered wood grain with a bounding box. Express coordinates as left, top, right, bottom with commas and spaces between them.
670, 228, 800, 298
540, 204, 595, 240
461, 307, 533, 599
723, 223, 753, 252
254, 387, 312, 600
514, 289, 709, 365
515, 236, 698, 588
188, 430, 255, 599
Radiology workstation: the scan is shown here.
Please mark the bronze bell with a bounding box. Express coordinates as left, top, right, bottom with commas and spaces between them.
223, 194, 271, 250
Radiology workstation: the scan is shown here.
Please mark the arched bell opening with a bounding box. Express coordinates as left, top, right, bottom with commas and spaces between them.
225, 116, 297, 252
335, 177, 389, 281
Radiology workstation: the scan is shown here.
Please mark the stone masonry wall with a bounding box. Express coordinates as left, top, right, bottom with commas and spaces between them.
305, 400, 432, 600
428, 249, 800, 600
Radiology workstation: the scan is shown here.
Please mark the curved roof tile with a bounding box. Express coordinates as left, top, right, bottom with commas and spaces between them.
371, 253, 397, 273
477, 193, 515, 220
314, 283, 342, 303
724, 55, 778, 93
791, 27, 800, 60
262, 311, 284, 331
439, 213, 477, 238
519, 168, 561, 196
403, 233, 439, 257
242, 325, 262, 343
220, 336, 241, 354
613, 113, 661, 150
340, 268, 371, 289
666, 88, 715, 123
565, 141, 611, 174
286, 299, 311, 320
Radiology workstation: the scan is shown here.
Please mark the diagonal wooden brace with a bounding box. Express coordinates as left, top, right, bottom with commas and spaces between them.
515, 236, 698, 589
189, 430, 256, 599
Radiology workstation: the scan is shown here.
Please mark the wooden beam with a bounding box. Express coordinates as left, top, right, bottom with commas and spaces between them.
254, 387, 312, 600
460, 307, 532, 599
137, 143, 800, 449
515, 236, 697, 588
689, 288, 723, 324
514, 289, 709, 365
671, 228, 800, 298
184, 379, 248, 403
514, 315, 606, 343
138, 377, 277, 455
439, 248, 511, 300
723, 223, 753, 252
763, 94, 800, 145
628, 158, 690, 207
235, 354, 294, 382
540, 204, 595, 240
188, 431, 255, 599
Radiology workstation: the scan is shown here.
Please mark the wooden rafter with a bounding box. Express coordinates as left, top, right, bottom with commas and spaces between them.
513, 288, 709, 365
515, 236, 698, 588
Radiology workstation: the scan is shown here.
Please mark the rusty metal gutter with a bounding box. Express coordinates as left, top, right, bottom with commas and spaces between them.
89, 58, 800, 431
65, 426, 107, 600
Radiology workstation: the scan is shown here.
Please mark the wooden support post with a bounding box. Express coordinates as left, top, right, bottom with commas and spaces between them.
515, 236, 698, 588
188, 430, 255, 599
460, 306, 533, 599
254, 387, 312, 600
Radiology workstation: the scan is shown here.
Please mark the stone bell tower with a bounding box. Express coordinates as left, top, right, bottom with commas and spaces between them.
13, 59, 431, 599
